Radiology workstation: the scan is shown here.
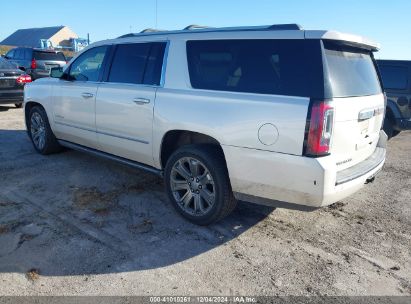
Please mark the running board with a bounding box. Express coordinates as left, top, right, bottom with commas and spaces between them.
58, 140, 163, 177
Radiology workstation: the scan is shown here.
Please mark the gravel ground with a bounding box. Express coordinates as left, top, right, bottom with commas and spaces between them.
0, 105, 410, 296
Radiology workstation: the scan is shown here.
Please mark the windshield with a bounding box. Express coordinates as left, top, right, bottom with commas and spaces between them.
34, 51, 66, 61
323, 42, 382, 97
0, 57, 17, 69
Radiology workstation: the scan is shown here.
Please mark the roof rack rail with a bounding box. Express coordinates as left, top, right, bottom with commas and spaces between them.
140, 28, 166, 33
267, 24, 303, 30
183, 24, 212, 30
117, 33, 136, 38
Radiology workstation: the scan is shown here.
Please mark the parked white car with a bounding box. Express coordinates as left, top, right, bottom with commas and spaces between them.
24, 24, 387, 225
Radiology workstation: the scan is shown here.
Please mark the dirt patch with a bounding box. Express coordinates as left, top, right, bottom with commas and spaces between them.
72, 187, 119, 214
128, 219, 153, 234
0, 225, 10, 234
26, 268, 40, 282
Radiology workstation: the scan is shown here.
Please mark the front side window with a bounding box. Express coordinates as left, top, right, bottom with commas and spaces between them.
69, 46, 108, 82
108, 42, 166, 85
6, 49, 15, 59
378, 65, 408, 90
186, 39, 323, 97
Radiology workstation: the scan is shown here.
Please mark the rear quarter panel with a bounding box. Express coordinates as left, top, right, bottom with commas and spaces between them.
152, 35, 310, 168
153, 88, 309, 168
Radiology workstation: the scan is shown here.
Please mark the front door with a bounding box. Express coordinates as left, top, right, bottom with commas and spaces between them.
52, 45, 109, 148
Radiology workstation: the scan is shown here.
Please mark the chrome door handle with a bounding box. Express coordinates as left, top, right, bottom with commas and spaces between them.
81, 92, 94, 98
133, 97, 150, 105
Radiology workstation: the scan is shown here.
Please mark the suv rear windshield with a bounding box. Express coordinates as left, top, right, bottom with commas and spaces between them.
33, 51, 66, 62
323, 42, 382, 97
186, 39, 324, 98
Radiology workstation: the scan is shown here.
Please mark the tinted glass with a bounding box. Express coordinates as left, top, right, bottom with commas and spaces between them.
69, 46, 107, 82
0, 57, 17, 69
108, 43, 150, 84
24, 49, 32, 60
378, 65, 408, 90
323, 42, 382, 97
143, 43, 166, 85
6, 49, 15, 59
15, 49, 23, 60
34, 51, 66, 61
187, 39, 323, 97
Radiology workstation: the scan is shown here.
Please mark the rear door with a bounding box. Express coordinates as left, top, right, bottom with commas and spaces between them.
323, 41, 385, 170
95, 42, 166, 166
52, 45, 109, 148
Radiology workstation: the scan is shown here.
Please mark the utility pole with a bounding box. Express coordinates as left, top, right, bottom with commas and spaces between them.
155, 0, 158, 29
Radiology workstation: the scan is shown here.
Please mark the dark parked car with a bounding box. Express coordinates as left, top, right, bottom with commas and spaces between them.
0, 57, 31, 108
4, 47, 66, 80
377, 60, 411, 138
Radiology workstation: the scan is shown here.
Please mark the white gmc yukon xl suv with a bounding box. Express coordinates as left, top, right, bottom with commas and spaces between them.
24, 24, 387, 225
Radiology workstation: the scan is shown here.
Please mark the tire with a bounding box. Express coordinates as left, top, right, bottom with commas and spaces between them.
27, 106, 62, 155
15, 103, 23, 108
383, 116, 394, 139
164, 144, 237, 225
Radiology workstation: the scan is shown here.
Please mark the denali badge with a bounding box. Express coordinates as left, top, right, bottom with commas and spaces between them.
336, 158, 352, 166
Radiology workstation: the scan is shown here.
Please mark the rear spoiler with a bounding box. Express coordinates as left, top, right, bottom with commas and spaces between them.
304, 30, 380, 52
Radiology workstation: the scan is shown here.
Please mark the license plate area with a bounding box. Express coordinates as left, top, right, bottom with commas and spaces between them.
45, 64, 59, 71
0, 79, 15, 88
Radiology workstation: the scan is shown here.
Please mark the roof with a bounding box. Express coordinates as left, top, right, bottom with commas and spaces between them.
113, 24, 379, 51
1, 26, 65, 48
117, 24, 303, 38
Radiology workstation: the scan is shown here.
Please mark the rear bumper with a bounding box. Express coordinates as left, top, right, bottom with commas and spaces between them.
0, 90, 24, 103
223, 130, 387, 209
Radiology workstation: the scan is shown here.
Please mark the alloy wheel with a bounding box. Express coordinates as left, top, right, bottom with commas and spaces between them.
30, 112, 46, 150
170, 157, 216, 216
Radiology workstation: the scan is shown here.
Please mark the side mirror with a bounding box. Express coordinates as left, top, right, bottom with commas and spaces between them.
50, 67, 64, 78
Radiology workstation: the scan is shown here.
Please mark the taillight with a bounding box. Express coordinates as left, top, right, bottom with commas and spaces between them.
304, 100, 334, 157
31, 59, 37, 69
16, 74, 32, 84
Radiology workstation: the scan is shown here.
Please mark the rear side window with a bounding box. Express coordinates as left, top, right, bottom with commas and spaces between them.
108, 42, 166, 85
378, 65, 408, 90
15, 49, 23, 60
186, 39, 324, 97
24, 49, 32, 60
323, 42, 382, 97
33, 51, 66, 62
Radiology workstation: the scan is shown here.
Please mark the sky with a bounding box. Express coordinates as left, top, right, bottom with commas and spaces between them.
1, 0, 410, 60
